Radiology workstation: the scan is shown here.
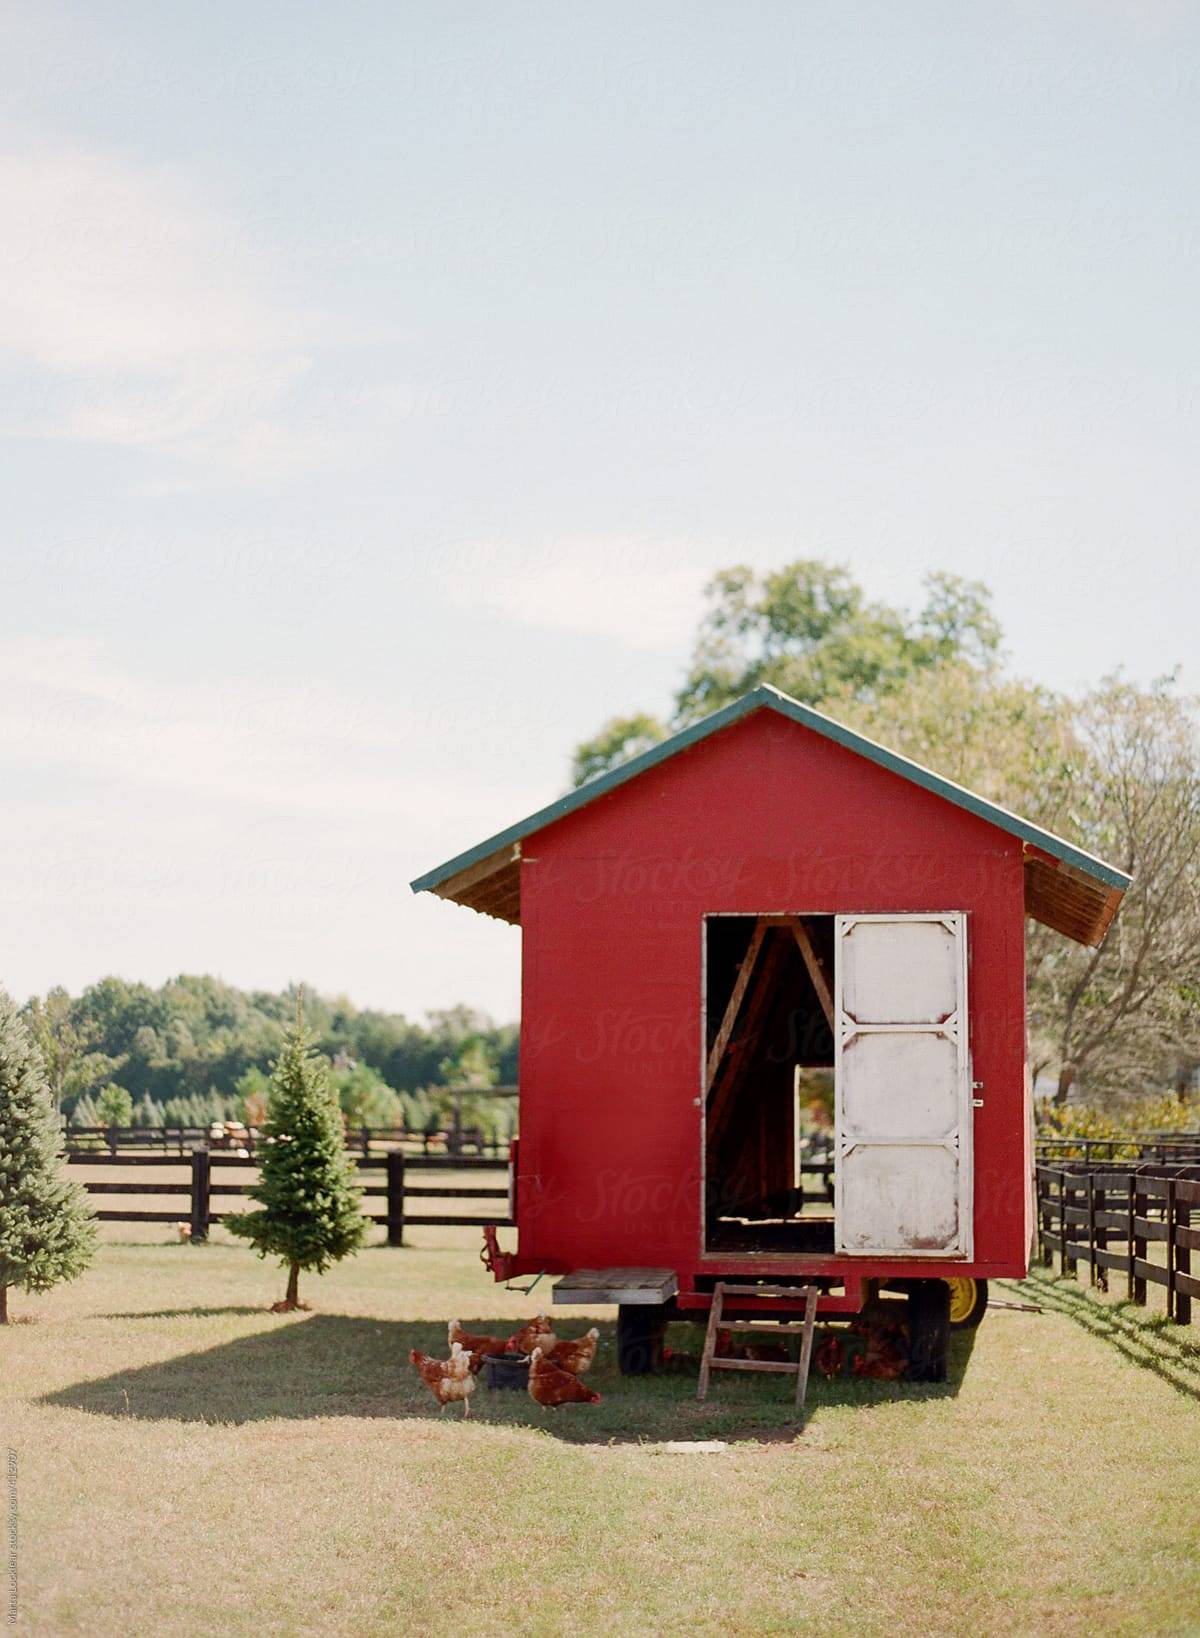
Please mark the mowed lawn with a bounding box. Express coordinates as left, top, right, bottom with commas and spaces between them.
5, 1223, 1200, 1638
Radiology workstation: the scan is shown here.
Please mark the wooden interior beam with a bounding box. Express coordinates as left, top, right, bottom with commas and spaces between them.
707, 933, 788, 1153
705, 920, 768, 1093
791, 919, 834, 1030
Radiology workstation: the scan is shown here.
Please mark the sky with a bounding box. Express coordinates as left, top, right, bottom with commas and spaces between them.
1, 1, 1197, 1024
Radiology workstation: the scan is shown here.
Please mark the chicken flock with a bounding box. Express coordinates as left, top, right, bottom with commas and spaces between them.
409, 1314, 601, 1416
409, 1309, 912, 1417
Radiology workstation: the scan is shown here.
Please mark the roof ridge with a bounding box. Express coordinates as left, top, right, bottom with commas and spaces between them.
411, 685, 1131, 897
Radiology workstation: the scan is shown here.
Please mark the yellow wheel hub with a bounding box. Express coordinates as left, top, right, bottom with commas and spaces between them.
946, 1278, 977, 1325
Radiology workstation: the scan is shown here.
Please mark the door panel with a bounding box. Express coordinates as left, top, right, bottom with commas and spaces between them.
841, 917, 961, 1023
840, 1032, 960, 1140
834, 913, 971, 1258
836, 1143, 961, 1253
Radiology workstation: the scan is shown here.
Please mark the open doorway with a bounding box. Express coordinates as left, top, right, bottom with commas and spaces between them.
703, 914, 836, 1254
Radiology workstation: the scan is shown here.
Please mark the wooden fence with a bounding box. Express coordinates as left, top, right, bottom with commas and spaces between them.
63, 1124, 510, 1159
1036, 1160, 1200, 1325
67, 1151, 512, 1246
1036, 1135, 1200, 1165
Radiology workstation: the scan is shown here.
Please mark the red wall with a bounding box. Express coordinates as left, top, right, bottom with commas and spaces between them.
517, 707, 1029, 1288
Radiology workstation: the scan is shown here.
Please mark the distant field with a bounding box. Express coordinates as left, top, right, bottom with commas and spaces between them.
5, 1228, 1200, 1637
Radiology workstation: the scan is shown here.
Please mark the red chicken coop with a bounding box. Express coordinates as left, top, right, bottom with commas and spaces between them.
411, 685, 1129, 1380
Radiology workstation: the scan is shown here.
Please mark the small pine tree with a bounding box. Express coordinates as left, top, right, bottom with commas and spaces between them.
225, 1013, 366, 1309
68, 1092, 99, 1130
0, 990, 97, 1323
133, 1093, 163, 1129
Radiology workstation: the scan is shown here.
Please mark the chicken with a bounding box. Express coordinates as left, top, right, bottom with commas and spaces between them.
543, 1327, 600, 1376
527, 1346, 601, 1408
506, 1314, 556, 1356
409, 1341, 476, 1416
715, 1327, 788, 1363
815, 1333, 845, 1379
447, 1319, 510, 1374
849, 1320, 908, 1381
714, 1327, 744, 1359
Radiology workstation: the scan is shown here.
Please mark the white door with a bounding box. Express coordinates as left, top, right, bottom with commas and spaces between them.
834, 913, 972, 1258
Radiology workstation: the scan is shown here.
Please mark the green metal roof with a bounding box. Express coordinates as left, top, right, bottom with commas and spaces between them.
410, 683, 1131, 897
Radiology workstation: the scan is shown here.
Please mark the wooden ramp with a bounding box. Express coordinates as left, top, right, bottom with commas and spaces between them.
697, 1282, 820, 1415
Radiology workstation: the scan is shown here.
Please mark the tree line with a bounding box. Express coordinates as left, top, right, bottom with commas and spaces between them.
20, 976, 517, 1137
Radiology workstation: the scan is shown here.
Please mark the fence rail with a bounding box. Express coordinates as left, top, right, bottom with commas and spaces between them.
62, 1123, 510, 1159
1036, 1159, 1200, 1326
66, 1150, 512, 1245
1036, 1135, 1200, 1164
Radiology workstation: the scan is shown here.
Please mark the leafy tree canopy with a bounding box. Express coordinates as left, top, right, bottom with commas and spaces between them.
572, 562, 1001, 785
21, 979, 518, 1119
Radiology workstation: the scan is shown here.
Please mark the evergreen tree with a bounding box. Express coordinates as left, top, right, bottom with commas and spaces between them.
68, 1092, 99, 1129
133, 1093, 163, 1129
225, 1013, 366, 1309
0, 990, 97, 1323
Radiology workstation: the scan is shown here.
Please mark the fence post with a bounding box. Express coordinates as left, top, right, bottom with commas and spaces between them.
1177, 1188, 1193, 1327
361, 1126, 371, 1159
386, 1151, 406, 1247
190, 1150, 211, 1243
1133, 1180, 1147, 1306
1095, 1178, 1108, 1292
1166, 1180, 1177, 1322
1060, 1173, 1075, 1277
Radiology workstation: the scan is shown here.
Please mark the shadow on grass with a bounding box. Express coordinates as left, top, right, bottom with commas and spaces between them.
40, 1314, 975, 1442
98, 1308, 267, 1321
1009, 1271, 1200, 1402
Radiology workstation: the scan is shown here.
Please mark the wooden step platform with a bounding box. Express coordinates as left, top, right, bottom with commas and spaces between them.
552, 1267, 679, 1306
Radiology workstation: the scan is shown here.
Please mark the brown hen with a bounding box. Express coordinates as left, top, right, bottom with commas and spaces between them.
507, 1314, 556, 1355
447, 1319, 509, 1374
543, 1327, 600, 1376
409, 1341, 476, 1415
527, 1346, 601, 1407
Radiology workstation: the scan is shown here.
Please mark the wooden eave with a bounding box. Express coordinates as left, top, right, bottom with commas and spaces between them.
429, 845, 521, 926
1022, 848, 1124, 948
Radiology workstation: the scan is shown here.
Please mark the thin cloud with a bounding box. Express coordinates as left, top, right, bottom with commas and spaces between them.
440, 539, 710, 651
0, 637, 545, 821
0, 147, 320, 477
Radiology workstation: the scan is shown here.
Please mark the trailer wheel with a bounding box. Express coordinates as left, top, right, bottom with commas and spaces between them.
617, 1303, 666, 1375
946, 1277, 988, 1330
906, 1279, 950, 1383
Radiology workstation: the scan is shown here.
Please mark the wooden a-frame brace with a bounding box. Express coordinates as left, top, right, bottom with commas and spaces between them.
790, 920, 834, 1030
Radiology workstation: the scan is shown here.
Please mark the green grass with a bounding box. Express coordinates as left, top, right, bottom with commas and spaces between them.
5, 1228, 1200, 1637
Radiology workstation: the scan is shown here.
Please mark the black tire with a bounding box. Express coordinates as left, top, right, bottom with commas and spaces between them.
946, 1277, 989, 1330
906, 1279, 950, 1383
617, 1303, 666, 1375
